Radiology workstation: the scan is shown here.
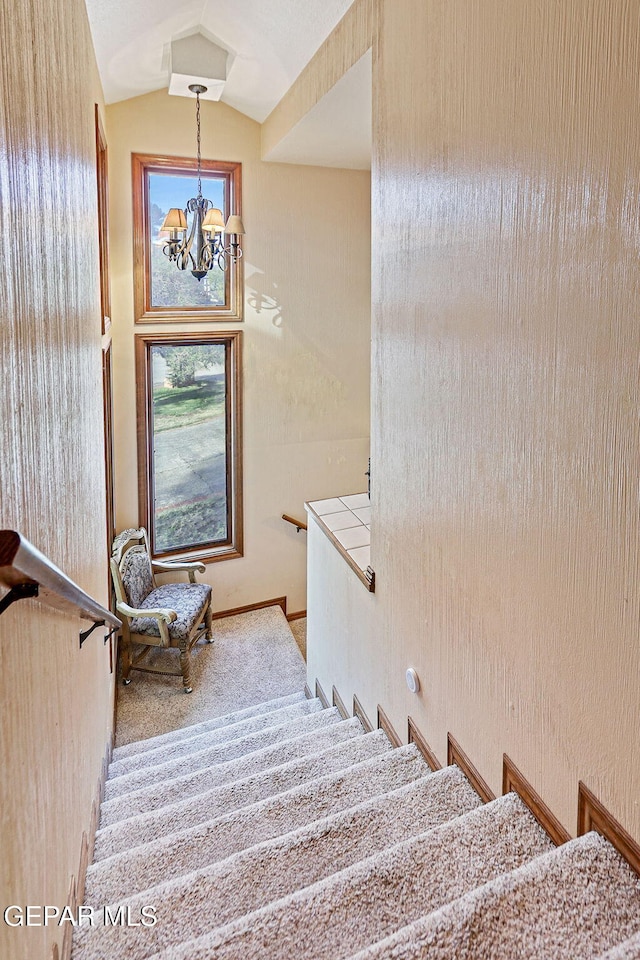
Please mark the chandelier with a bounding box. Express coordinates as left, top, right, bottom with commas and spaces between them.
160, 84, 244, 281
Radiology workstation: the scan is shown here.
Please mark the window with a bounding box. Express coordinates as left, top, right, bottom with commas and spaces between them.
132, 153, 243, 322
135, 331, 243, 562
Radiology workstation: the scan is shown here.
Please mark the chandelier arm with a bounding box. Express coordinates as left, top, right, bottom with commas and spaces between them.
174, 230, 195, 271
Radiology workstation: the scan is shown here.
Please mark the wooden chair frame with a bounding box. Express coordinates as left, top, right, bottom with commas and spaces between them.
110, 528, 213, 693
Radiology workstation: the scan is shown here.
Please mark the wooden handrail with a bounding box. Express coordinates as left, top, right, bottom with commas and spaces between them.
282, 513, 308, 532
0, 530, 121, 645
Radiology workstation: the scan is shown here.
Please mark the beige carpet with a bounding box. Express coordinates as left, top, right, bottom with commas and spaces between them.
73, 695, 640, 960
288, 617, 306, 659
115, 605, 306, 747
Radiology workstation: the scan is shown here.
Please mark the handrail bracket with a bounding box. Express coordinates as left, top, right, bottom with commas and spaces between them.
79, 619, 106, 648
0, 582, 39, 616
104, 624, 120, 645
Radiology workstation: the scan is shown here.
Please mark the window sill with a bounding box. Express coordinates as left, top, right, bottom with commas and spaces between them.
153, 545, 243, 565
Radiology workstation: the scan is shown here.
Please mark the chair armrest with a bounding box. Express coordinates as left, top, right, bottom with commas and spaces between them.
152, 559, 206, 583
116, 601, 177, 623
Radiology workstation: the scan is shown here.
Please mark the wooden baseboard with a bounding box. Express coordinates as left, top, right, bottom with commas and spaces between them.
503, 754, 570, 846
377, 705, 402, 748
76, 829, 90, 906
408, 717, 442, 771
304, 682, 313, 700
447, 734, 495, 803
112, 648, 119, 733
211, 596, 287, 619
60, 874, 76, 960
58, 730, 113, 960
353, 694, 374, 733
578, 781, 640, 877
332, 685, 349, 720
315, 679, 330, 708
287, 609, 306, 621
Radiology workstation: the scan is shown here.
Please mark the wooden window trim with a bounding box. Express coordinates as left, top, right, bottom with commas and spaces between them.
102, 341, 116, 558
135, 330, 243, 564
95, 106, 111, 335
132, 153, 243, 323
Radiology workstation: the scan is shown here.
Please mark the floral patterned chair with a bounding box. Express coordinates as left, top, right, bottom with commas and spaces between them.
110, 528, 213, 694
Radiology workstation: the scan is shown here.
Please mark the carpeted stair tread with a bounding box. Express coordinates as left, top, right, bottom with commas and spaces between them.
94, 730, 393, 861
73, 766, 483, 960
139, 792, 555, 960
99, 716, 366, 828
77, 674, 640, 960
341, 832, 640, 960
596, 932, 640, 960
111, 691, 307, 762
107, 698, 324, 778
103, 707, 344, 801
84, 744, 432, 905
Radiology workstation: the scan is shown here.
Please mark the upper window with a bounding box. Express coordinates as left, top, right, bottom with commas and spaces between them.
132, 154, 243, 322
135, 331, 243, 563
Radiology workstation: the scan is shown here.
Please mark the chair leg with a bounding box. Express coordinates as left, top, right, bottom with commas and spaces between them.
121, 635, 132, 685
179, 640, 193, 694
205, 604, 213, 642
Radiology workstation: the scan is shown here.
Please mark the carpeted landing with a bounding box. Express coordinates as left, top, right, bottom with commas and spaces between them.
114, 605, 307, 747
73, 693, 640, 960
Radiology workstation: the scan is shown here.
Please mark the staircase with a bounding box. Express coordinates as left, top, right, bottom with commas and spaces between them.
73, 691, 640, 960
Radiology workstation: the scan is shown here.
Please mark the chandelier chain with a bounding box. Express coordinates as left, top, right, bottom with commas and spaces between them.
195, 91, 202, 198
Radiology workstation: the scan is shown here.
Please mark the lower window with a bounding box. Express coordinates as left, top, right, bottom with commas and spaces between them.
135, 331, 243, 562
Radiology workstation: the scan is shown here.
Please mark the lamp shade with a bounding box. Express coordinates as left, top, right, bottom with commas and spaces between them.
160, 208, 187, 231
202, 208, 225, 233
224, 214, 245, 236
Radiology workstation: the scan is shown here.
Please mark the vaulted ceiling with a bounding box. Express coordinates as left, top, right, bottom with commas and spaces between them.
84, 0, 355, 122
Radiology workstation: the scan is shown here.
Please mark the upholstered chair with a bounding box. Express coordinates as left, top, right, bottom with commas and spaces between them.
110, 528, 213, 694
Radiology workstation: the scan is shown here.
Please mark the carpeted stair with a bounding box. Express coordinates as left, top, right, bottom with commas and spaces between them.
73, 693, 640, 960
597, 933, 640, 959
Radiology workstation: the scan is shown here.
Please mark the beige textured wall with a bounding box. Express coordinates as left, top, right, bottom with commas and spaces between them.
261, 0, 375, 159
309, 0, 640, 842
0, 0, 113, 957
307, 516, 378, 723
107, 90, 371, 613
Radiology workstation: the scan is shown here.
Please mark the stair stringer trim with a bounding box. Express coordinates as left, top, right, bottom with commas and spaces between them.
315, 679, 330, 708
408, 717, 442, 772
578, 781, 640, 877
447, 733, 496, 803
503, 754, 571, 846
332, 686, 349, 720
377, 705, 402, 748
353, 695, 374, 733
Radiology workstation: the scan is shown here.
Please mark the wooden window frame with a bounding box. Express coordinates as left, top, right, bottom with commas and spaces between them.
132, 153, 243, 323
95, 106, 111, 334
135, 330, 243, 563
102, 340, 116, 555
